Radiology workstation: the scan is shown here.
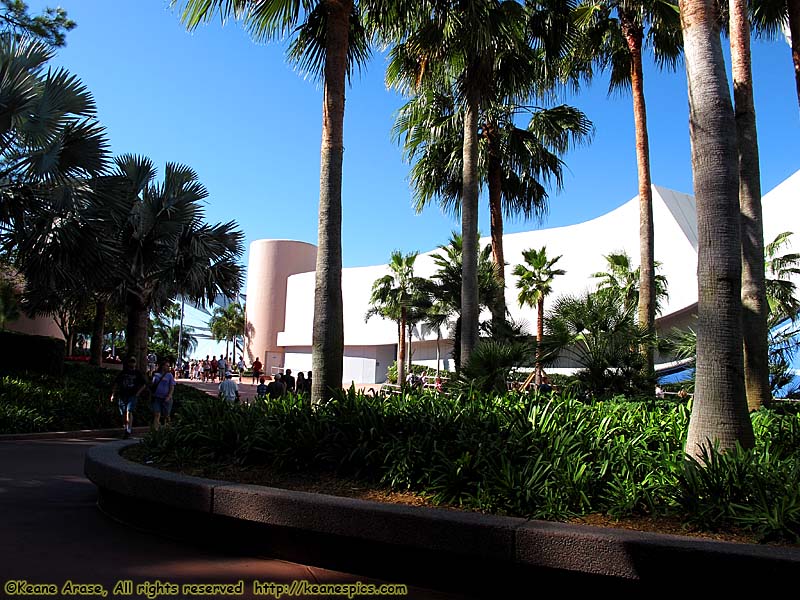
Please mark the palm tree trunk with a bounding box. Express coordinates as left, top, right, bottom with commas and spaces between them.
460, 90, 481, 368
621, 14, 656, 383
311, 0, 351, 405
680, 0, 755, 459
125, 291, 150, 375
89, 298, 107, 366
731, 0, 771, 411
486, 123, 506, 324
407, 321, 413, 375
536, 297, 545, 385
788, 0, 800, 110
398, 309, 407, 390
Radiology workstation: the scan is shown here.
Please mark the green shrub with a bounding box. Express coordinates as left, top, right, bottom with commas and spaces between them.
0, 330, 65, 376
0, 362, 197, 433
138, 388, 800, 542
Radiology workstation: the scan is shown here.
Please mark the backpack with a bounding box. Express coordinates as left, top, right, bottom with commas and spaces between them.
150, 374, 164, 396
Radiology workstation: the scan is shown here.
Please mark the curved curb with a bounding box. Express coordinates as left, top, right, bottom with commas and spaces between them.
0, 426, 148, 442
85, 442, 800, 588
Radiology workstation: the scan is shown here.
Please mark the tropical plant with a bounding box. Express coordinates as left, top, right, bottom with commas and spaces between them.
384, 0, 540, 366
426, 232, 502, 370
574, 0, 682, 377
592, 251, 668, 314
750, 0, 800, 110
366, 250, 426, 390
512, 246, 565, 385
152, 312, 198, 360
209, 301, 245, 363
543, 291, 653, 397
178, 0, 373, 405
106, 155, 244, 371
680, 0, 754, 458
765, 231, 800, 321
725, 0, 771, 412
394, 85, 592, 322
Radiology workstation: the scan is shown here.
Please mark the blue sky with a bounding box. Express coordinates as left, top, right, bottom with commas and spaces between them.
35, 0, 799, 277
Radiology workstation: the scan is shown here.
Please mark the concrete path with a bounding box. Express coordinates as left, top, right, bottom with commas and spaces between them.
0, 437, 464, 599
177, 378, 384, 403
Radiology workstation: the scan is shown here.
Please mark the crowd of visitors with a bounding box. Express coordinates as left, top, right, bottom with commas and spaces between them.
111, 348, 320, 437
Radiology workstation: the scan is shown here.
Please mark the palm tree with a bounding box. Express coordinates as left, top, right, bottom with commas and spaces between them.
109, 155, 244, 370
394, 91, 593, 322
209, 302, 245, 362
385, 0, 537, 366
152, 311, 198, 358
575, 0, 682, 378
366, 250, 425, 390
426, 232, 502, 370
751, 0, 800, 110
543, 291, 652, 396
0, 36, 108, 240
728, 0, 770, 411
512, 247, 565, 385
765, 231, 800, 321
680, 0, 754, 459
592, 251, 668, 314
178, 0, 372, 405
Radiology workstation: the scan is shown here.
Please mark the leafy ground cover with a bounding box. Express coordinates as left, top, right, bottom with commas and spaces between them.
0, 363, 207, 433
131, 388, 800, 544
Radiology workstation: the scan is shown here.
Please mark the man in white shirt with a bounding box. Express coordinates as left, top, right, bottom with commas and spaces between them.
219, 371, 239, 403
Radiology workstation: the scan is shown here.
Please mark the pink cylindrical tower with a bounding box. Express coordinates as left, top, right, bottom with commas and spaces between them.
244, 240, 317, 376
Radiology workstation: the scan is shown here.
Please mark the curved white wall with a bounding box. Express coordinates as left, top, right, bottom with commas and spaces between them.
244, 239, 317, 374
256, 171, 800, 383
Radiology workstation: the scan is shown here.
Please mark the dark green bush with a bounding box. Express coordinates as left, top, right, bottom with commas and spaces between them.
0, 362, 197, 433
0, 330, 65, 376
139, 388, 800, 542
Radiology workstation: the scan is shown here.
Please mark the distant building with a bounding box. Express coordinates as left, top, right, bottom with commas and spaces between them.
244, 171, 800, 385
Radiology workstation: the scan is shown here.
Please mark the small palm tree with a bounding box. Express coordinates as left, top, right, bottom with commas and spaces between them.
765, 231, 800, 322
592, 251, 668, 315
367, 250, 425, 390
513, 247, 565, 384
427, 232, 502, 371
209, 302, 245, 362
543, 291, 653, 397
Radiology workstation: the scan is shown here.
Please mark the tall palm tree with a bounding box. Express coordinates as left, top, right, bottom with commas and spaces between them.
366, 250, 425, 390
512, 246, 565, 384
0, 36, 108, 240
178, 0, 371, 405
385, 0, 536, 366
751, 0, 800, 110
394, 90, 592, 322
109, 155, 244, 370
575, 0, 682, 378
728, 0, 770, 411
680, 0, 754, 458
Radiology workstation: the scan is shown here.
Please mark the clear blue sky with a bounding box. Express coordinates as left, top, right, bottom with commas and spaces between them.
34, 0, 800, 275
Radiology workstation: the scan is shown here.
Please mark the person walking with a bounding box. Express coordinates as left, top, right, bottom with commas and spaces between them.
109, 356, 146, 439
219, 371, 239, 403
151, 360, 176, 430
252, 357, 262, 384
283, 369, 296, 393
267, 373, 286, 399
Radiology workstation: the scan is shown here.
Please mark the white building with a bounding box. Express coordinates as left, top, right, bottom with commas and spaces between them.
244, 171, 800, 384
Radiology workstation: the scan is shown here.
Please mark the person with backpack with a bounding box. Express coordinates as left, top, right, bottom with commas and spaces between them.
151, 360, 176, 430
109, 356, 147, 439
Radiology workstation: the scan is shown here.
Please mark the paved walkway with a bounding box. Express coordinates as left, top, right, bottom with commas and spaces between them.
0, 437, 463, 599
177, 378, 384, 403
